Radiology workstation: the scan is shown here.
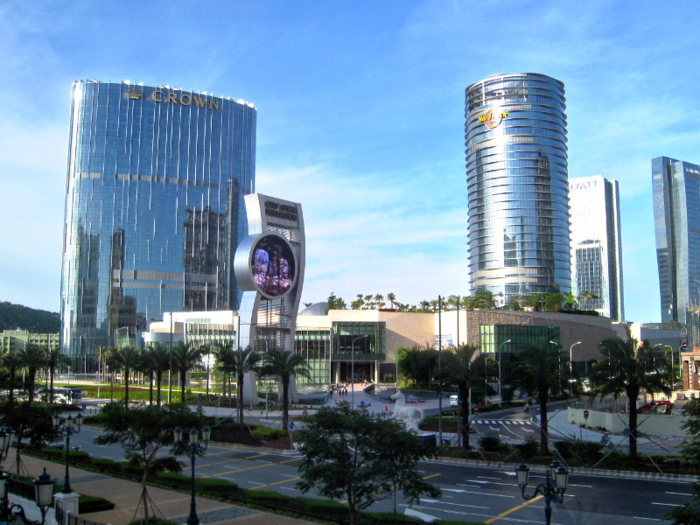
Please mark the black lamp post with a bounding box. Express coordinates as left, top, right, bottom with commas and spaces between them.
174, 427, 210, 525
52, 413, 83, 494
516, 461, 569, 525
0, 427, 14, 462
0, 466, 55, 525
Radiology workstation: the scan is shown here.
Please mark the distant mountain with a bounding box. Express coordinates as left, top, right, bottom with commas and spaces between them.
0, 301, 60, 333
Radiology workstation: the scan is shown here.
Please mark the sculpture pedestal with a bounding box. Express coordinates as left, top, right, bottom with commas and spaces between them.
54, 492, 80, 525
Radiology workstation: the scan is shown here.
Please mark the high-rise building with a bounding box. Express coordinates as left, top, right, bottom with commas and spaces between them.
652, 156, 700, 324
465, 73, 571, 305
568, 175, 624, 321
60, 80, 256, 356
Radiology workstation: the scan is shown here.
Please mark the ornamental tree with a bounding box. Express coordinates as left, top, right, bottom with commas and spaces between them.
296, 402, 441, 525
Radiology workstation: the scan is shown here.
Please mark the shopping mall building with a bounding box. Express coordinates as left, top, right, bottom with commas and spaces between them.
141, 304, 631, 387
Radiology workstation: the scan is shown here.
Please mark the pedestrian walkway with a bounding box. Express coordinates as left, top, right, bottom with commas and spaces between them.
14, 452, 317, 525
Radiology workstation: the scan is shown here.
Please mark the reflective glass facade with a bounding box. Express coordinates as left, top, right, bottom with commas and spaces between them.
465, 73, 571, 304
653, 156, 700, 324
569, 176, 624, 321
479, 324, 561, 355
60, 80, 256, 355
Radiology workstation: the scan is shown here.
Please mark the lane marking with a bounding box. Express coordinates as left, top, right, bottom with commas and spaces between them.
652, 502, 682, 507
483, 494, 543, 524
666, 491, 692, 496
248, 477, 301, 490
202, 457, 300, 478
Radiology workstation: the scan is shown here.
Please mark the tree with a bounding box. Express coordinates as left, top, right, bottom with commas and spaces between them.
297, 403, 441, 525
670, 400, 700, 523
228, 346, 262, 425
442, 345, 485, 449
0, 402, 54, 476
592, 338, 671, 459
143, 344, 172, 407
17, 343, 45, 402
44, 348, 64, 404
387, 293, 397, 309
516, 343, 563, 455
94, 402, 199, 524
114, 346, 141, 408
545, 293, 563, 312
171, 342, 202, 403
2, 351, 23, 405
396, 345, 439, 389
260, 348, 311, 431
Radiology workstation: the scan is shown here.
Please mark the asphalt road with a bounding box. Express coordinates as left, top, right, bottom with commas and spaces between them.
64, 427, 689, 524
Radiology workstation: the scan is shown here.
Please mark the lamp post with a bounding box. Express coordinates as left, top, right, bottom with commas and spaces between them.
569, 341, 582, 393
174, 426, 211, 525
0, 467, 55, 525
52, 413, 83, 494
498, 340, 512, 408
0, 427, 14, 463
516, 461, 569, 525
351, 335, 369, 407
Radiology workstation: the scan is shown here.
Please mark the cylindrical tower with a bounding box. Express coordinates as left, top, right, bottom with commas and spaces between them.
465, 73, 570, 305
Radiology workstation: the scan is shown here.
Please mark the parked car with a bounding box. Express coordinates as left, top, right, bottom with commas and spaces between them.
449, 394, 459, 407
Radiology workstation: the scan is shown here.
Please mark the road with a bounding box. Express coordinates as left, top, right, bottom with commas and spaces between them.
65, 427, 689, 524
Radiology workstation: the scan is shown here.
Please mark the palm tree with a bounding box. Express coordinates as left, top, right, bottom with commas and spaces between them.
516, 343, 563, 455
145, 343, 171, 407
387, 293, 397, 309
17, 344, 46, 402
45, 348, 63, 403
104, 346, 121, 402
114, 346, 141, 408
171, 342, 202, 403
260, 348, 311, 431
228, 346, 262, 425
443, 345, 485, 449
592, 338, 671, 459
2, 351, 22, 405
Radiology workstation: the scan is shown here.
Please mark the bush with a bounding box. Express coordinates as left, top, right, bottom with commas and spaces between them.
79, 495, 115, 513
155, 472, 189, 490
478, 435, 502, 453
514, 438, 540, 460
195, 478, 240, 496
92, 458, 121, 474
553, 440, 573, 459
251, 426, 287, 441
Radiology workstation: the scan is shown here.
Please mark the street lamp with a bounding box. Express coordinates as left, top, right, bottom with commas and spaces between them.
351, 335, 369, 407
0, 467, 56, 525
174, 426, 211, 525
52, 412, 83, 494
498, 340, 512, 408
0, 427, 14, 462
516, 461, 569, 525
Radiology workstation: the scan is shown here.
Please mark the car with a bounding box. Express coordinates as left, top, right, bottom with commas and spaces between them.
449, 394, 459, 407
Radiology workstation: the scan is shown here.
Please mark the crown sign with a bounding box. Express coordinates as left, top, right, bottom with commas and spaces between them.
125, 87, 143, 100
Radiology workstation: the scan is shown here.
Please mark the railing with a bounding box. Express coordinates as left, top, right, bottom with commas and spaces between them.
7, 477, 36, 501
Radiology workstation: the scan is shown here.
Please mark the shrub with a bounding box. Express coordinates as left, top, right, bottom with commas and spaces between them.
514, 438, 540, 460
92, 458, 121, 473
156, 472, 189, 490
251, 426, 287, 441
195, 478, 240, 496
79, 495, 115, 513
553, 440, 574, 459
478, 435, 502, 453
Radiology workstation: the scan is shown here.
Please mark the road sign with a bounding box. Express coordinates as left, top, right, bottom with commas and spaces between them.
583, 410, 590, 419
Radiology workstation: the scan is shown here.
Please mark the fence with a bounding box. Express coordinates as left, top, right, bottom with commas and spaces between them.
55, 503, 109, 525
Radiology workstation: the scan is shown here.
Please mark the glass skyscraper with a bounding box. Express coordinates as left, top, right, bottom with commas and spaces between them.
60, 80, 256, 356
465, 73, 571, 304
568, 175, 624, 321
653, 156, 700, 324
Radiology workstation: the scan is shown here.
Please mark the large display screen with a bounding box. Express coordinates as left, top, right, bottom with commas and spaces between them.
251, 234, 296, 298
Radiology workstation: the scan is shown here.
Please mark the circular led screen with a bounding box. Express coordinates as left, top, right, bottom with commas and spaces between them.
251, 234, 296, 298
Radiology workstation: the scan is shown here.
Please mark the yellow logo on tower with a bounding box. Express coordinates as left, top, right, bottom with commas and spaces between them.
478, 108, 508, 129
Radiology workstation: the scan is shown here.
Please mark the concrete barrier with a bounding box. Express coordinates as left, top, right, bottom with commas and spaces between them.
568, 407, 689, 437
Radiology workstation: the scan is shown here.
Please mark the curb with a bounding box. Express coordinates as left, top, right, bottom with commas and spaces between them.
432, 456, 700, 482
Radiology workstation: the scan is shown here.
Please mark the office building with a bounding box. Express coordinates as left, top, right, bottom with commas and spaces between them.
652, 156, 700, 324
569, 175, 625, 320
465, 73, 571, 305
60, 80, 256, 356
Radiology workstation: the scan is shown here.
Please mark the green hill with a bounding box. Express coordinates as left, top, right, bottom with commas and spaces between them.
0, 301, 60, 333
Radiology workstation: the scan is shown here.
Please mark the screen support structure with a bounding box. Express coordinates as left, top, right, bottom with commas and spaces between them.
234, 194, 305, 404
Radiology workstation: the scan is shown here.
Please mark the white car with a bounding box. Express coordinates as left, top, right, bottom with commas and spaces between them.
449, 395, 459, 407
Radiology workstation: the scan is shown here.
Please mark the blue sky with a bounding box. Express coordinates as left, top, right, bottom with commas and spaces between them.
1, 0, 698, 323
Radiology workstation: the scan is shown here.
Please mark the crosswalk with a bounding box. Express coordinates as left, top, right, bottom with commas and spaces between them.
473, 419, 532, 426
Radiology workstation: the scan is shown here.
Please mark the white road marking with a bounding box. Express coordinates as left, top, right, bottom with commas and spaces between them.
652, 502, 682, 507
666, 491, 692, 496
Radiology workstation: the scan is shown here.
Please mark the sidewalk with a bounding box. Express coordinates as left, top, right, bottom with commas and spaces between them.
14, 452, 317, 525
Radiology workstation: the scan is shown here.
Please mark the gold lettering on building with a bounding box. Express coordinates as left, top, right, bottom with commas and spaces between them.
147, 90, 221, 111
